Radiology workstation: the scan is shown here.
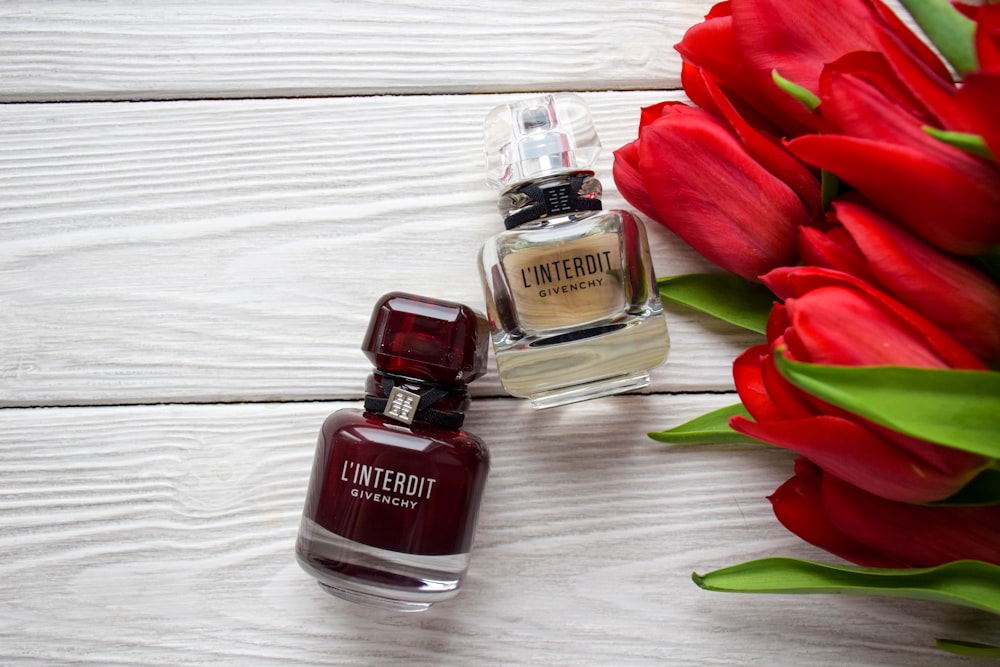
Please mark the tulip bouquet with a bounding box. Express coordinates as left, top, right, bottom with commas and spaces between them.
613, 0, 1000, 656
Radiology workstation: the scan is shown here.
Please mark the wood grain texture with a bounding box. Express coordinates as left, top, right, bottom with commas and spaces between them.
0, 395, 989, 666
1, 1, 971, 663
0, 0, 711, 102
0, 91, 759, 407
0, 0, 924, 103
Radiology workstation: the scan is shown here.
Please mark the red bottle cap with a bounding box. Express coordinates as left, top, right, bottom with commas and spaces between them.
362, 292, 489, 384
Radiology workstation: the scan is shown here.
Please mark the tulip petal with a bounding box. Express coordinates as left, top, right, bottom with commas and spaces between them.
675, 2, 814, 135
680, 62, 722, 119
832, 199, 1000, 362
816, 71, 924, 141
759, 346, 819, 419
821, 50, 954, 129
783, 287, 955, 368
870, 31, 965, 129
768, 458, 906, 567
733, 338, 818, 422
612, 140, 660, 222
824, 472, 1000, 566
732, 0, 944, 93
973, 4, 1000, 72
798, 226, 879, 284
729, 414, 978, 502
678, 0, 954, 141
864, 419, 991, 483
954, 72, 1000, 162
787, 134, 1000, 254
763, 302, 789, 343
733, 344, 783, 422
729, 0, 893, 92
700, 69, 822, 216
637, 109, 805, 280
763, 266, 988, 370
728, 0, 891, 132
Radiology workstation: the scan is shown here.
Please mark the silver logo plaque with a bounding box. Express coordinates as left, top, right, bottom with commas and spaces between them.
384, 386, 420, 425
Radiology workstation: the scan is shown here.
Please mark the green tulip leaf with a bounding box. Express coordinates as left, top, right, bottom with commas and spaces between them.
924, 127, 994, 160
820, 169, 840, 212
657, 273, 774, 334
897, 0, 978, 75
648, 403, 760, 445
773, 353, 1000, 459
692, 558, 1000, 616
933, 466, 1000, 506
772, 70, 821, 111
935, 638, 1000, 657
978, 245, 1000, 285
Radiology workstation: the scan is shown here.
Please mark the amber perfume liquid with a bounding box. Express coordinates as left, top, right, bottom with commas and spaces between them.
296, 408, 489, 612
480, 94, 669, 408
479, 198, 669, 409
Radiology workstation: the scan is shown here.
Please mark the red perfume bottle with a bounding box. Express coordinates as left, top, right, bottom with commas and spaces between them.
296, 292, 491, 612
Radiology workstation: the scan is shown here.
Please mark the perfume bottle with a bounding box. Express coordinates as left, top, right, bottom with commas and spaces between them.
478, 93, 669, 409
295, 292, 491, 612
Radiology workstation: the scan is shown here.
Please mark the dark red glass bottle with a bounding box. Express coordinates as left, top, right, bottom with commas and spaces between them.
296, 292, 491, 611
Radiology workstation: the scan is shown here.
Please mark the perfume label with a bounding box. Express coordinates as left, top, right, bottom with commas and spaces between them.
340, 459, 436, 510
502, 233, 624, 329
304, 412, 489, 556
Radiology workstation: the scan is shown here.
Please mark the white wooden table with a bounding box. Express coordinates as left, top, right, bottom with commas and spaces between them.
0, 2, 990, 664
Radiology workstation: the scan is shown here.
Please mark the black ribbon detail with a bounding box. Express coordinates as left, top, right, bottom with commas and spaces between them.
503, 174, 603, 229
364, 375, 467, 429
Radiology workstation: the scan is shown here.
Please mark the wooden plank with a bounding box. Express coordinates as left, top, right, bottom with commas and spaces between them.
0, 0, 713, 102
0, 0, 926, 103
0, 395, 975, 665
0, 91, 761, 406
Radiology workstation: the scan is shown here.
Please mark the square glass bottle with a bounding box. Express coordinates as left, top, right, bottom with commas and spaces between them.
296, 292, 491, 612
478, 94, 670, 409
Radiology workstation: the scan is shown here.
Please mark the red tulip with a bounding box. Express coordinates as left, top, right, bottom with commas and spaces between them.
691, 68, 823, 217
973, 2, 1000, 71
675, 1, 813, 136
613, 102, 809, 281
956, 71, 1000, 161
730, 266, 990, 503
675, 0, 950, 138
770, 458, 1000, 568
799, 198, 1000, 363
953, 5, 1000, 159
788, 68, 1000, 255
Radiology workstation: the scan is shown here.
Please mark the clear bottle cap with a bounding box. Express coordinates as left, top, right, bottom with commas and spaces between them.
484, 93, 601, 190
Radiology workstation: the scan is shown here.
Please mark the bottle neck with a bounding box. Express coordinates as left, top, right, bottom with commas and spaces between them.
499, 171, 603, 230
364, 371, 470, 429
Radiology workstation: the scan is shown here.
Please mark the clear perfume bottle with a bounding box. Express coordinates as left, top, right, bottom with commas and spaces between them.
296, 292, 491, 612
478, 93, 669, 409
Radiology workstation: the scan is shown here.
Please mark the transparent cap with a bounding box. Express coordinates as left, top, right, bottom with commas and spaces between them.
484, 93, 601, 190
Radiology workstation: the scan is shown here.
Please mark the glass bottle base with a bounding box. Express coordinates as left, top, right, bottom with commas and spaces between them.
526, 369, 651, 409
493, 314, 669, 409
315, 581, 433, 613
296, 517, 470, 612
